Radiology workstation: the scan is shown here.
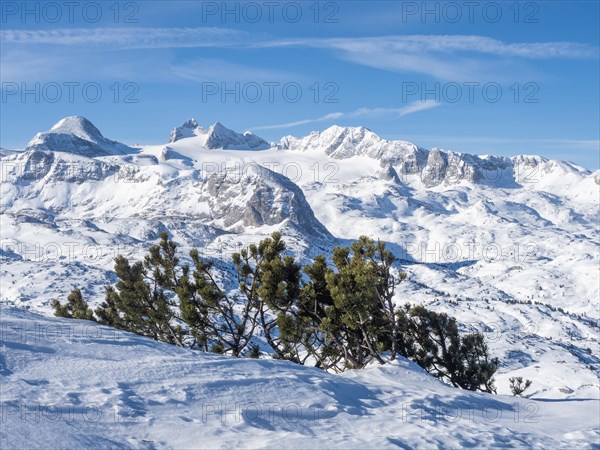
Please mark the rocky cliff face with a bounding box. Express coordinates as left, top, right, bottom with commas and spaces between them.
204, 122, 270, 150
201, 165, 331, 237
1, 150, 119, 184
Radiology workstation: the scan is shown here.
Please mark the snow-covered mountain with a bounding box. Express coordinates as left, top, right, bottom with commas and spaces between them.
26, 116, 135, 157
280, 124, 593, 189
1, 117, 598, 420
169, 119, 270, 150
168, 118, 205, 142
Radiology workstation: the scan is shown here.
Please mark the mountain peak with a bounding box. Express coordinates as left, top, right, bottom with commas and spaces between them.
48, 116, 104, 142
322, 124, 372, 134
204, 122, 269, 150
169, 119, 204, 142
279, 123, 390, 158
168, 119, 269, 149
26, 116, 132, 157
181, 118, 200, 129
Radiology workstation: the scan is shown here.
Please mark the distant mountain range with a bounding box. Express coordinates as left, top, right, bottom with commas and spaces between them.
1, 116, 598, 400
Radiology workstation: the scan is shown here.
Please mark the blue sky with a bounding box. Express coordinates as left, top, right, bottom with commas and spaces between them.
1, 1, 599, 169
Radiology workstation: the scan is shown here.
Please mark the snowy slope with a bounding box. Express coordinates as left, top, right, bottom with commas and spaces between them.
1, 307, 598, 449
0, 117, 598, 406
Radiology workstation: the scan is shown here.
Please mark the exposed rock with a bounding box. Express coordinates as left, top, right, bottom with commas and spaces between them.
281, 125, 590, 188
1, 150, 119, 184
201, 165, 331, 237
379, 165, 401, 183
169, 118, 204, 143
204, 122, 269, 150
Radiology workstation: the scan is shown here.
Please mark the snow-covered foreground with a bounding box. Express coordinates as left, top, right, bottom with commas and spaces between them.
1, 307, 598, 449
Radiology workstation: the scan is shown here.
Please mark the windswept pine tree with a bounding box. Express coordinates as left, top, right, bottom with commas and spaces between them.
397, 305, 499, 393
232, 232, 303, 360
52, 288, 95, 321
54, 231, 499, 393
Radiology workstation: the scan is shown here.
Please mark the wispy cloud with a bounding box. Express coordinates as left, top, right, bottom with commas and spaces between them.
3, 28, 597, 59
4, 29, 596, 82
0, 47, 174, 82
255, 35, 599, 59
0, 49, 297, 84
0, 27, 247, 48
263, 36, 598, 81
251, 101, 440, 130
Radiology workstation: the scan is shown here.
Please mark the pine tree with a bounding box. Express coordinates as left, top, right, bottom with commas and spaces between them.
277, 255, 337, 368
459, 333, 498, 393
176, 255, 210, 351
95, 286, 122, 328
276, 237, 406, 371
232, 232, 302, 360
179, 248, 258, 356
100, 245, 184, 346
52, 288, 95, 321
322, 237, 403, 369
400, 304, 498, 393
51, 229, 502, 394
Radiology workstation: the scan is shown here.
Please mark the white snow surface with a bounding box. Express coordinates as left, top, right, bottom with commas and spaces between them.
1, 307, 598, 449
1, 118, 599, 447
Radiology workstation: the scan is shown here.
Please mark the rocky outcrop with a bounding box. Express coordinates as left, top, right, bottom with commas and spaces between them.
0, 150, 119, 184
168, 119, 204, 143
201, 165, 331, 237
204, 122, 269, 150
